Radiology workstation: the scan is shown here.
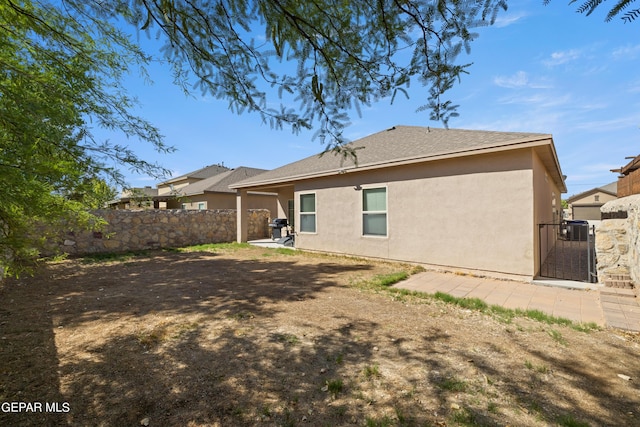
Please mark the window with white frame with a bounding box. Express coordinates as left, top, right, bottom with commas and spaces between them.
299, 193, 316, 233
362, 187, 387, 236
198, 202, 206, 210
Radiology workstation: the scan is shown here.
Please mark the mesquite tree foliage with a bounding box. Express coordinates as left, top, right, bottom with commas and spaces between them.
2, 0, 511, 275
84, 0, 508, 152
1, 0, 172, 275
546, 0, 640, 23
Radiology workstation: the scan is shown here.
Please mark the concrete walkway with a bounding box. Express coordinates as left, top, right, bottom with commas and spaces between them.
394, 270, 640, 332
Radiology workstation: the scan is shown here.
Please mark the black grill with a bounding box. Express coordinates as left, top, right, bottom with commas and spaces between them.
268, 218, 288, 239
270, 218, 288, 227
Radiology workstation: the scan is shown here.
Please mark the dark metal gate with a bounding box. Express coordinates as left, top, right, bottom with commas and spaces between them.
538, 222, 597, 283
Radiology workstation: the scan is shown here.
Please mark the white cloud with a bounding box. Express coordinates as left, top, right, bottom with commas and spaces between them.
612, 44, 640, 60
629, 79, 640, 93
572, 115, 640, 132
580, 163, 621, 173
543, 49, 582, 67
493, 71, 529, 88
493, 11, 528, 28
497, 92, 572, 109
493, 71, 553, 89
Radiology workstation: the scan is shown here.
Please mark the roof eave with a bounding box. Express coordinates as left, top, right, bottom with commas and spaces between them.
567, 188, 617, 203
231, 136, 557, 190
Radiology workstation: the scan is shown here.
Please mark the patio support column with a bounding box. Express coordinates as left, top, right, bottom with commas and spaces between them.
236, 189, 248, 243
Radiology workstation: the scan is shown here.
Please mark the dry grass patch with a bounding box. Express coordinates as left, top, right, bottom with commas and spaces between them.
1, 244, 638, 426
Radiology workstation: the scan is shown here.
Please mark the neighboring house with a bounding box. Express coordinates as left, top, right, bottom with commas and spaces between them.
157, 164, 231, 198
109, 186, 159, 209
565, 182, 617, 221
232, 126, 566, 281
109, 164, 278, 217
163, 166, 278, 216
109, 164, 231, 209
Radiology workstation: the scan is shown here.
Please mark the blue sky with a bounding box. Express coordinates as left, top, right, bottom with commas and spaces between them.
111, 1, 639, 198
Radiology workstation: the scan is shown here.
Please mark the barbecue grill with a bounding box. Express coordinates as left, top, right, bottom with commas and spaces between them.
268, 218, 288, 239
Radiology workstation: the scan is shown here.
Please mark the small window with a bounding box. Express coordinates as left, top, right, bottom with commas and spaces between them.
299, 193, 316, 233
594, 195, 600, 202
198, 202, 206, 210
363, 187, 387, 236
181, 203, 187, 210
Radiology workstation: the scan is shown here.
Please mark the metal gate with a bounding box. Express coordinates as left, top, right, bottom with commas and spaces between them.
538, 222, 597, 283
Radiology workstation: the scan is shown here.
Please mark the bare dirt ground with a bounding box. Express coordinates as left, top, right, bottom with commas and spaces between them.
1, 245, 639, 427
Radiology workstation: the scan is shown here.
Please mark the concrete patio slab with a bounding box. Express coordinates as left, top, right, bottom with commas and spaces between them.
394, 270, 639, 331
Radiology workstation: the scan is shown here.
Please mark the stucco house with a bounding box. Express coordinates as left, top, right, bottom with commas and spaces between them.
232, 126, 566, 281
109, 186, 159, 209
159, 166, 277, 215
157, 163, 230, 199
109, 164, 278, 217
109, 164, 231, 209
565, 182, 617, 221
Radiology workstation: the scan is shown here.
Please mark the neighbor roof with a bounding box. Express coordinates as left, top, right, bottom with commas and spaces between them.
108, 186, 158, 205
176, 167, 270, 195
567, 181, 618, 203
123, 186, 158, 197
159, 164, 230, 185
231, 125, 566, 191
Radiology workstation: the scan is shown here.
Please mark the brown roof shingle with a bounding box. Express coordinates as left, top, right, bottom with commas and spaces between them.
232, 125, 559, 189
160, 164, 230, 185
176, 167, 270, 195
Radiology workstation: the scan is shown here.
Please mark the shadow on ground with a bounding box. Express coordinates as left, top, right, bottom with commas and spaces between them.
1, 248, 639, 426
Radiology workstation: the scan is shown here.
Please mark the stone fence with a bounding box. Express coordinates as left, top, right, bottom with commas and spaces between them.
595, 195, 640, 294
45, 209, 270, 256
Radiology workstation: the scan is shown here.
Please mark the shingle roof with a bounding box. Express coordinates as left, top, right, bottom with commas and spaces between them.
125, 186, 158, 197
600, 181, 618, 194
177, 167, 270, 195
108, 187, 158, 205
567, 181, 618, 203
160, 164, 230, 185
232, 125, 560, 189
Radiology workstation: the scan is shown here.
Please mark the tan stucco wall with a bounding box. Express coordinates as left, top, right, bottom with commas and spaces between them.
571, 191, 617, 206
276, 188, 294, 220
157, 179, 196, 195
168, 193, 277, 217
572, 206, 603, 221
569, 190, 617, 221
294, 149, 540, 278
532, 149, 564, 277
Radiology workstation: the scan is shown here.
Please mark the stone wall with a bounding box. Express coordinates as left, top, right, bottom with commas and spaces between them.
48, 209, 270, 256
595, 195, 640, 293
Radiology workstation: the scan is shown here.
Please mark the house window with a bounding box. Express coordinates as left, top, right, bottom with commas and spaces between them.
299, 193, 316, 233
198, 202, 206, 210
594, 195, 600, 202
181, 203, 187, 210
363, 187, 387, 236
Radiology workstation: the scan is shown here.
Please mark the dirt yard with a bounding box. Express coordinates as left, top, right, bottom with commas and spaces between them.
1, 245, 638, 427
